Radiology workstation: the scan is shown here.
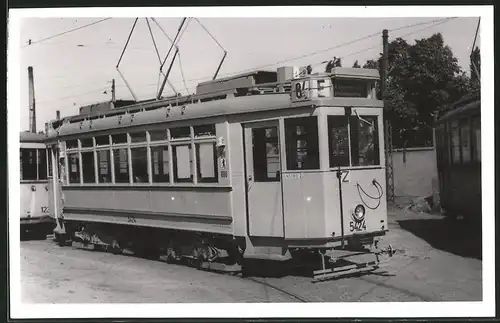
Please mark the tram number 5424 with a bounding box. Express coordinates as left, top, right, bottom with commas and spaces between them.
349, 221, 367, 232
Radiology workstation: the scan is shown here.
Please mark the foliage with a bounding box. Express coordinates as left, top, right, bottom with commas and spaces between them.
361, 33, 477, 148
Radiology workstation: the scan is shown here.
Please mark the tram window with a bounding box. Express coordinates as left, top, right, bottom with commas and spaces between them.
471, 116, 481, 162
66, 139, 78, 149
95, 135, 110, 146
113, 148, 129, 183
112, 134, 128, 144
173, 145, 193, 183
38, 149, 47, 180
151, 146, 170, 182
450, 121, 460, 164
48, 149, 53, 177
170, 127, 191, 139
350, 116, 379, 166
149, 129, 168, 141
130, 132, 147, 143
194, 124, 216, 137
460, 118, 471, 163
81, 152, 95, 183
131, 147, 148, 183
68, 154, 80, 184
284, 117, 320, 170
252, 127, 280, 182
196, 142, 218, 183
328, 116, 350, 167
81, 137, 93, 148
20, 148, 37, 180
97, 150, 111, 183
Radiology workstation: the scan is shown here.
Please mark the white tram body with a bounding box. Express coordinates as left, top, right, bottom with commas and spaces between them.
20, 131, 54, 235
46, 67, 392, 278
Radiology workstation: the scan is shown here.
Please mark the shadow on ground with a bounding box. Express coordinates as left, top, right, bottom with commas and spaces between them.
397, 217, 482, 260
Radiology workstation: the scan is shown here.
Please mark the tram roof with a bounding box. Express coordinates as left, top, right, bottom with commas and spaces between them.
20, 131, 46, 143
436, 95, 480, 124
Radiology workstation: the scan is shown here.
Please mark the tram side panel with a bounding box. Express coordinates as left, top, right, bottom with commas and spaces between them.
20, 182, 52, 229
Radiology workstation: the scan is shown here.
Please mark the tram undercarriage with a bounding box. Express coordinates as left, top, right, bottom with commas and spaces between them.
54, 220, 396, 282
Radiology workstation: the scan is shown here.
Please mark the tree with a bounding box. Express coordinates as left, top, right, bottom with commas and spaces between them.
352, 60, 361, 68
470, 46, 480, 85
325, 56, 342, 72
363, 33, 474, 148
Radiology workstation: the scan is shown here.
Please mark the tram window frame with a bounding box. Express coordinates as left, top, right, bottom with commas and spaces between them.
97, 150, 112, 183
195, 142, 218, 183
350, 115, 380, 166
460, 118, 471, 163
284, 116, 320, 170
328, 116, 350, 167
38, 149, 48, 180
151, 145, 170, 183
81, 151, 96, 183
131, 147, 148, 183
68, 153, 81, 184
172, 145, 193, 183
113, 148, 130, 183
252, 127, 280, 182
20, 148, 38, 181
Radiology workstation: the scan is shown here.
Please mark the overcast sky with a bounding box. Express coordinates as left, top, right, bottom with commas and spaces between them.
19, 16, 480, 131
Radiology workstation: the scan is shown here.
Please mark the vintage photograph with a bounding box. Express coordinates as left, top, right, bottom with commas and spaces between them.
8, 6, 494, 319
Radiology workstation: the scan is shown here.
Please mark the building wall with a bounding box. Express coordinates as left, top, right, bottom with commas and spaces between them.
392, 147, 438, 199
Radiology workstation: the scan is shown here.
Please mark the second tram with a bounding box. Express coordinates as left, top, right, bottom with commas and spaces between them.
46, 67, 395, 280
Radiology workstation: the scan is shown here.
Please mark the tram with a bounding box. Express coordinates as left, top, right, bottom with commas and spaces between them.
46, 67, 395, 281
435, 91, 481, 220
20, 131, 54, 238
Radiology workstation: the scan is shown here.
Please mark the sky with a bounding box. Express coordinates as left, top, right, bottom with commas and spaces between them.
18, 16, 481, 132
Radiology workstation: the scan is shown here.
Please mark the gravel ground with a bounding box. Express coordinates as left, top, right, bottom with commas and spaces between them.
20, 208, 482, 303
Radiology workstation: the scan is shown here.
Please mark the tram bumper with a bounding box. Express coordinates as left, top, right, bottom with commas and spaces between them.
20, 215, 55, 226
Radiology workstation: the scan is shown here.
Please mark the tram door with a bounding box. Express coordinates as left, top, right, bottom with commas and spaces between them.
243, 121, 284, 237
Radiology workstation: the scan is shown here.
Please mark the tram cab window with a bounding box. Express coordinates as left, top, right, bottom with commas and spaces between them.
450, 121, 460, 164
460, 119, 471, 163
151, 146, 170, 183
471, 116, 481, 162
81, 152, 95, 183
350, 116, 379, 166
68, 154, 80, 184
131, 147, 148, 183
38, 149, 47, 180
328, 117, 350, 167
196, 142, 218, 183
130, 132, 147, 143
97, 150, 111, 183
20, 148, 37, 180
284, 117, 320, 170
173, 145, 193, 183
252, 127, 280, 182
113, 148, 129, 183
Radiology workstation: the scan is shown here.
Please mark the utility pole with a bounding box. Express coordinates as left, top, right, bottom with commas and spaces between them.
28, 66, 36, 133
381, 29, 395, 203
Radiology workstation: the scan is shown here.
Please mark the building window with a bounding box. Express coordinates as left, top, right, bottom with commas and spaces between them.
471, 116, 481, 162
130, 132, 147, 143
450, 121, 460, 164
284, 117, 320, 170
252, 127, 280, 182
328, 116, 350, 167
460, 118, 471, 163
20, 148, 37, 180
113, 148, 129, 183
151, 146, 170, 183
196, 142, 218, 183
68, 153, 80, 184
97, 150, 111, 183
131, 147, 148, 183
350, 116, 379, 166
173, 145, 193, 183
149, 129, 168, 141
38, 149, 47, 180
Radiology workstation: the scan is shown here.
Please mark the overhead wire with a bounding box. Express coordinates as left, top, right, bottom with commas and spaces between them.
22, 18, 112, 48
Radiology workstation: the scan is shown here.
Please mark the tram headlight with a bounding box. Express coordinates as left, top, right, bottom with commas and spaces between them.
31, 185, 36, 192
353, 204, 365, 221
